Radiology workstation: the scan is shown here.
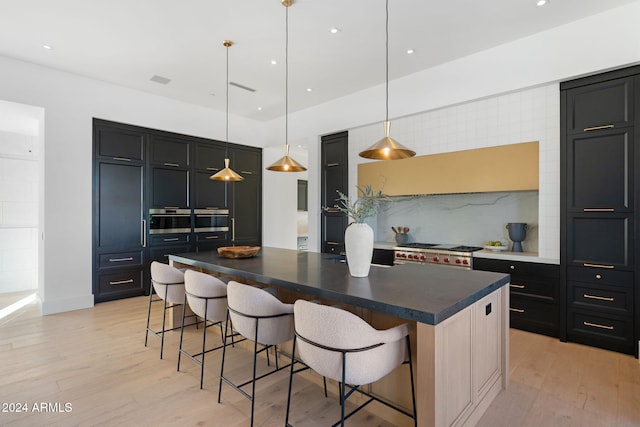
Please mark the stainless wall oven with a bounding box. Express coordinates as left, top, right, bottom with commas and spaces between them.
194, 208, 229, 233
149, 208, 192, 234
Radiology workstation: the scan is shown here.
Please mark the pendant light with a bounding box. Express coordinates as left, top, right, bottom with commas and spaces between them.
359, 0, 415, 160
266, 0, 307, 172
211, 40, 244, 181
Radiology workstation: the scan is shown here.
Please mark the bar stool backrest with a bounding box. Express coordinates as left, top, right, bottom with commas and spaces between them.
226, 281, 294, 346
184, 270, 228, 323
293, 299, 410, 386
150, 262, 185, 305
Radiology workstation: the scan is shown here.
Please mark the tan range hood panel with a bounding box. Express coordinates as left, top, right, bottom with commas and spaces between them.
358, 141, 539, 196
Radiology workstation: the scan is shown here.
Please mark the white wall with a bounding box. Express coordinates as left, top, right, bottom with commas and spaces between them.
261, 2, 640, 254
0, 56, 266, 314
0, 102, 42, 292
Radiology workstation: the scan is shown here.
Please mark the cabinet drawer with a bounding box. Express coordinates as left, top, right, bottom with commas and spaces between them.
195, 231, 227, 243
567, 309, 633, 353
509, 295, 558, 337
509, 277, 557, 300
98, 251, 143, 269
149, 234, 190, 246
567, 266, 633, 287
473, 258, 559, 279
98, 269, 144, 297
569, 282, 633, 314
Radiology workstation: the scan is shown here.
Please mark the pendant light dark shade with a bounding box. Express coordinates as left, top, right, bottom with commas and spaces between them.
359, 0, 415, 160
266, 0, 307, 172
211, 40, 244, 181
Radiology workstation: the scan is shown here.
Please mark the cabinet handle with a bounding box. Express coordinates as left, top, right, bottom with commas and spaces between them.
231, 218, 235, 241
206, 167, 220, 171
205, 236, 219, 240
509, 308, 525, 313
583, 321, 614, 330
109, 257, 134, 262
141, 219, 147, 248
164, 162, 180, 167
583, 263, 614, 269
327, 242, 340, 245
595, 274, 602, 279
112, 157, 132, 162
163, 238, 180, 242
324, 208, 340, 213
164, 206, 180, 209
583, 124, 614, 132
327, 162, 340, 167
510, 284, 525, 289
583, 208, 615, 212
241, 171, 253, 175
109, 279, 134, 285
583, 293, 614, 302
509, 265, 515, 270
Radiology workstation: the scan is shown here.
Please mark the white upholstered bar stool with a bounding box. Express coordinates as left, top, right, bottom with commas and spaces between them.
144, 261, 188, 359
218, 280, 295, 427
177, 270, 229, 389
285, 299, 417, 427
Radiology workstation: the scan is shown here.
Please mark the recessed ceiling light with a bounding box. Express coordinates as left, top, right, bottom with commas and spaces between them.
150, 75, 171, 85
536, 0, 549, 6
42, 44, 53, 50
257, 107, 263, 111
407, 49, 415, 54
330, 27, 340, 34
271, 59, 277, 65
306, 88, 312, 92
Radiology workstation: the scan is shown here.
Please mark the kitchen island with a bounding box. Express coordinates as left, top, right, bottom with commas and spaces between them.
170, 247, 510, 427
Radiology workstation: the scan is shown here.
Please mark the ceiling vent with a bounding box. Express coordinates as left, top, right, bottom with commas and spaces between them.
229, 81, 256, 92
150, 75, 171, 85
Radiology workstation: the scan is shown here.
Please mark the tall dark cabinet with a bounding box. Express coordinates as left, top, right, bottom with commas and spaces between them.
321, 131, 349, 255
560, 65, 640, 356
92, 119, 262, 303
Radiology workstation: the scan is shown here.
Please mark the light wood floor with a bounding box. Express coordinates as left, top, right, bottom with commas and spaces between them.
0, 295, 638, 427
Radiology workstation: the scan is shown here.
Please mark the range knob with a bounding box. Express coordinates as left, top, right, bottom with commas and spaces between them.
455, 259, 462, 264
432, 256, 439, 262
462, 259, 469, 265
420, 255, 426, 261
444, 257, 450, 263
395, 253, 402, 258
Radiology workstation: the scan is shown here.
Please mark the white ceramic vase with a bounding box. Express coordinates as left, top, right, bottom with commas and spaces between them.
344, 223, 374, 277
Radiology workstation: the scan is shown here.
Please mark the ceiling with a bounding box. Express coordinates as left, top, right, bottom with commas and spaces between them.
0, 0, 637, 122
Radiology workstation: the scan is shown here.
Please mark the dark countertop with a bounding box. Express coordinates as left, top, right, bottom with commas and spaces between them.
169, 247, 510, 325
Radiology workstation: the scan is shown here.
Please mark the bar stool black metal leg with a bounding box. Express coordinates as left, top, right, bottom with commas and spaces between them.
199, 300, 209, 390
160, 297, 168, 359
284, 335, 298, 427
218, 310, 230, 404
144, 290, 154, 347
177, 294, 188, 371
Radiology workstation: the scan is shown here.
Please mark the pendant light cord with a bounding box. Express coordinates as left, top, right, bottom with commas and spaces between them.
225, 43, 230, 157
385, 0, 389, 123
285, 5, 289, 149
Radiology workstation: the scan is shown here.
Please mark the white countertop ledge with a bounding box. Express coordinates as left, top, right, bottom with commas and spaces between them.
474, 250, 559, 265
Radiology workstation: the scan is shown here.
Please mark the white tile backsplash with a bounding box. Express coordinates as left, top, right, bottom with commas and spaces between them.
350, 83, 560, 260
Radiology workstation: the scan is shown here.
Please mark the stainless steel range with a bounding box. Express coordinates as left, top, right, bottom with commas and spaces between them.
394, 243, 484, 269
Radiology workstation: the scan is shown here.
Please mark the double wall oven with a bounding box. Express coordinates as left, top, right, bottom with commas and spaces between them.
148, 208, 230, 234
394, 243, 484, 269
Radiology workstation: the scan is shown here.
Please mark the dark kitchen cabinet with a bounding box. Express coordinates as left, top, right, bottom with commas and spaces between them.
473, 258, 560, 337
93, 119, 262, 303
193, 141, 228, 210
93, 121, 147, 302
561, 65, 640, 356
321, 132, 349, 254
229, 146, 262, 246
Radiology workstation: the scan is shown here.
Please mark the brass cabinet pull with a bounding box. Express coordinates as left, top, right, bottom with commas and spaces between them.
109, 257, 134, 262
205, 236, 219, 240
510, 284, 525, 289
509, 265, 515, 270
510, 308, 525, 313
241, 171, 253, 175
324, 208, 340, 213
231, 218, 235, 241
595, 274, 602, 279
583, 321, 614, 330
206, 167, 220, 171
583, 208, 615, 212
583, 293, 614, 302
583, 263, 614, 269
141, 219, 147, 248
164, 162, 180, 167
327, 162, 340, 167
327, 242, 340, 245
113, 157, 132, 162
583, 124, 614, 132
163, 238, 180, 242
109, 279, 134, 285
